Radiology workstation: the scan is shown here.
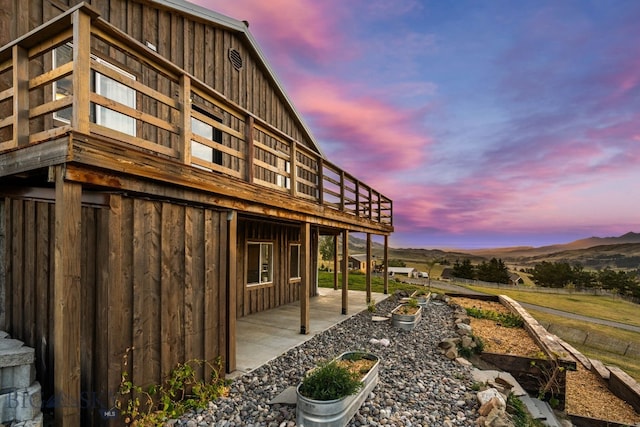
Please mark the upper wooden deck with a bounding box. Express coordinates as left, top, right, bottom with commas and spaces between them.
0, 5, 392, 234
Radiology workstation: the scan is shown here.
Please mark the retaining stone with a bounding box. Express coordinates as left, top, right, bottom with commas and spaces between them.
0, 346, 35, 368
1, 363, 36, 390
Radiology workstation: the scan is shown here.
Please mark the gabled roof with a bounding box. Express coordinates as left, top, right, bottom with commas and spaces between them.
150, 0, 324, 156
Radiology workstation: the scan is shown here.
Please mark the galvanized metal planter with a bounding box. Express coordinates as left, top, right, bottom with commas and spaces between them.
391, 304, 423, 330
296, 351, 380, 427
410, 290, 431, 308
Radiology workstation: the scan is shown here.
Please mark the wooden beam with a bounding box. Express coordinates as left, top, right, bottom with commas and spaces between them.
226, 210, 237, 371
13, 45, 28, 147
179, 74, 192, 165
300, 222, 311, 334
245, 116, 254, 183
71, 10, 91, 133
383, 235, 389, 294
53, 166, 82, 426
290, 143, 297, 197
366, 233, 372, 303
332, 234, 338, 290
341, 230, 349, 315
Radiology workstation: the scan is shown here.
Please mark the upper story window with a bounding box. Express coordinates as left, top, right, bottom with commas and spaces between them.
191, 105, 223, 167
247, 242, 273, 285
53, 44, 137, 136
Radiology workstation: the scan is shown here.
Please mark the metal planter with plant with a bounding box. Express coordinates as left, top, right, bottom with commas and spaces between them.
296, 351, 380, 427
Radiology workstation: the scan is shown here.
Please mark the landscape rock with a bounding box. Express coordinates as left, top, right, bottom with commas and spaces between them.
175, 297, 480, 426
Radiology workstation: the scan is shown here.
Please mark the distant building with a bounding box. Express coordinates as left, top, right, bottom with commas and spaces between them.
387, 267, 418, 277
509, 272, 523, 286
440, 268, 454, 280
344, 254, 377, 272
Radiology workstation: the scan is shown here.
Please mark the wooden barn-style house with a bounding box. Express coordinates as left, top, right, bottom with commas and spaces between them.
0, 0, 393, 425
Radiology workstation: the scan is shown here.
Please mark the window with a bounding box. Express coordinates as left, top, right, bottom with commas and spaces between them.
276, 159, 290, 189
247, 242, 273, 285
191, 105, 223, 168
53, 44, 137, 136
290, 244, 301, 279
53, 44, 73, 122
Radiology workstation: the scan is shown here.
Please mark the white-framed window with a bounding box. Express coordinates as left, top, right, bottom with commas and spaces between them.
53, 44, 137, 136
247, 242, 273, 285
289, 244, 301, 279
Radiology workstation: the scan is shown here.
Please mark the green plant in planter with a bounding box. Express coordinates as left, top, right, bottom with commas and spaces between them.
408, 297, 419, 309
298, 360, 363, 401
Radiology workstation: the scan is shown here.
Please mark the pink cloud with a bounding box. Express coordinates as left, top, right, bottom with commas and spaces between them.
290, 79, 431, 175
195, 0, 349, 63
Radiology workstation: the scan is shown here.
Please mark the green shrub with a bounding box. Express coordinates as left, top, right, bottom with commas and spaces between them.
465, 307, 524, 328
299, 360, 363, 401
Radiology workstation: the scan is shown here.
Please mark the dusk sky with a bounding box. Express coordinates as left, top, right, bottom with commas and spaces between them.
194, 0, 640, 249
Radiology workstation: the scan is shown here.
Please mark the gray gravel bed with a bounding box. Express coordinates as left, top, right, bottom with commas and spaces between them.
176, 295, 480, 427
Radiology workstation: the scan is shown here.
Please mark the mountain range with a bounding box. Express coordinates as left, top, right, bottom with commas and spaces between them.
347, 232, 640, 269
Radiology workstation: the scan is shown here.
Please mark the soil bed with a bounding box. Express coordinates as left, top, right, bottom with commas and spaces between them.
452, 297, 640, 425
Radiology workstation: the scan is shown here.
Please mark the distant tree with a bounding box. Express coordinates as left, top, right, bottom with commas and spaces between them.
476, 258, 510, 284
388, 259, 406, 267
530, 261, 575, 288
424, 258, 438, 289
452, 258, 475, 280
319, 236, 335, 261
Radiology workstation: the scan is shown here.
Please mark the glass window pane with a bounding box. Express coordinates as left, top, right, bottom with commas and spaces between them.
290, 245, 300, 278
247, 244, 260, 284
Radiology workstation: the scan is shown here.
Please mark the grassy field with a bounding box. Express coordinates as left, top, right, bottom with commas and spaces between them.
467, 285, 640, 327
317, 271, 419, 294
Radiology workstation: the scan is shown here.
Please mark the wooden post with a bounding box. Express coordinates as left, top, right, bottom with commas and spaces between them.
300, 222, 311, 334
179, 75, 192, 165
339, 171, 345, 212
341, 230, 349, 315
13, 45, 28, 147
290, 142, 297, 197
71, 9, 91, 134
53, 166, 82, 426
355, 181, 360, 217
317, 157, 324, 204
105, 194, 122, 425
383, 235, 389, 294
245, 116, 254, 183
226, 210, 237, 370
366, 233, 372, 303
332, 234, 338, 290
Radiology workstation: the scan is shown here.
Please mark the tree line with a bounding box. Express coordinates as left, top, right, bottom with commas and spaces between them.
525, 261, 640, 298
452, 258, 511, 284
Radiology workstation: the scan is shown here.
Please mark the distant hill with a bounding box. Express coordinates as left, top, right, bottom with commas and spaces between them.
465, 232, 640, 259
345, 232, 640, 271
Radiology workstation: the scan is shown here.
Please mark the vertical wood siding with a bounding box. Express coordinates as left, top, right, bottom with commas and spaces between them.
0, 0, 317, 151
0, 195, 228, 426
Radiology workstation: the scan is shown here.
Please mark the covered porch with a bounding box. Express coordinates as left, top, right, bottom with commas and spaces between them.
233, 287, 390, 377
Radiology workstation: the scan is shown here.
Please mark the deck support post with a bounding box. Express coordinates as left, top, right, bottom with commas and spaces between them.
333, 234, 339, 290
366, 233, 372, 303
341, 230, 349, 315
53, 166, 82, 427
300, 222, 311, 334
383, 235, 389, 294
226, 210, 237, 371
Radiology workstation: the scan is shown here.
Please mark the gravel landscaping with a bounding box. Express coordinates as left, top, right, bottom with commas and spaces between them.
176, 295, 480, 426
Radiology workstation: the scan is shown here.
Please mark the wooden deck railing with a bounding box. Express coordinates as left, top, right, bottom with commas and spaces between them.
0, 5, 392, 226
